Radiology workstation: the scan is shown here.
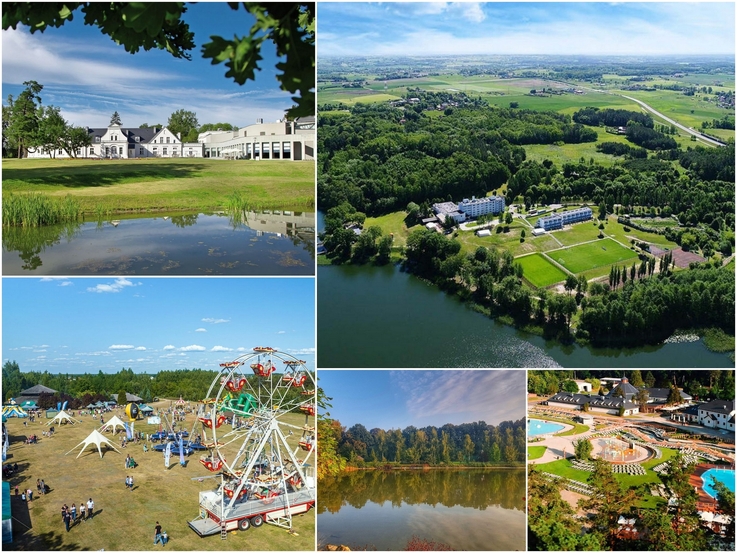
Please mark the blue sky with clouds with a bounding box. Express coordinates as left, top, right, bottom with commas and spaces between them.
318, 370, 525, 429
2, 3, 297, 128
3, 278, 315, 374
318, 2, 735, 57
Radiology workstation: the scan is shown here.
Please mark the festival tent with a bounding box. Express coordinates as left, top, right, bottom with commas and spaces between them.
1, 406, 27, 418
66, 429, 121, 459
139, 405, 154, 414
46, 410, 79, 426
20, 401, 37, 410
99, 415, 127, 434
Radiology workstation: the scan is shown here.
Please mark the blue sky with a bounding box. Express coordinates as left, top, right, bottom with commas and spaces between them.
318, 370, 525, 429
318, 2, 735, 57
2, 3, 298, 128
2, 278, 315, 374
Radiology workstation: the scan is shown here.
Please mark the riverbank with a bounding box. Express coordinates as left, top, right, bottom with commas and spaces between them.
2, 158, 315, 219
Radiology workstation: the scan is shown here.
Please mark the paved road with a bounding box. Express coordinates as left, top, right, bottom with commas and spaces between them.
619, 94, 725, 147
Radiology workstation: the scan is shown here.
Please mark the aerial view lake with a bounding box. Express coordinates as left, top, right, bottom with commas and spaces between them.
317, 469, 525, 551
3, 210, 315, 275
317, 263, 733, 368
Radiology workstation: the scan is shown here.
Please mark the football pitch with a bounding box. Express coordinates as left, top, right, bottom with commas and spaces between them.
549, 238, 639, 274
517, 253, 569, 287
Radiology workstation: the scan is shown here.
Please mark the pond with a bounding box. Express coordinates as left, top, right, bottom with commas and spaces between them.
317, 469, 526, 551
317, 263, 734, 368
3, 210, 315, 275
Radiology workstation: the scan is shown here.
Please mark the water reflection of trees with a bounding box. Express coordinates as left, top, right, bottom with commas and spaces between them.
2, 222, 83, 271
317, 469, 525, 515
170, 214, 199, 228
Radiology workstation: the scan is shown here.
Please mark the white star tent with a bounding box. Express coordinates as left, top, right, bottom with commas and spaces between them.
99, 415, 127, 434
46, 410, 80, 426
66, 429, 122, 459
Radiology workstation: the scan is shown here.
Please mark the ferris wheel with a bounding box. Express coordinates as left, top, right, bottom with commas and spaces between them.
192, 347, 316, 534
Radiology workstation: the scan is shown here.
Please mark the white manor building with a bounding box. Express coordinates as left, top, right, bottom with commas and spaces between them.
27, 117, 315, 162
432, 195, 506, 223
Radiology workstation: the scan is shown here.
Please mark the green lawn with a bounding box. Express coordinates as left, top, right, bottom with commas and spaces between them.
364, 211, 413, 247
516, 253, 569, 287
548, 238, 639, 274
2, 158, 315, 214
553, 220, 604, 247
528, 446, 547, 460
2, 404, 315, 551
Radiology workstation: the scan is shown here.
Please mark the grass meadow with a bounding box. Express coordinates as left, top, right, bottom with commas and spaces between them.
2, 404, 315, 551
2, 158, 315, 216
516, 253, 569, 288
548, 238, 639, 275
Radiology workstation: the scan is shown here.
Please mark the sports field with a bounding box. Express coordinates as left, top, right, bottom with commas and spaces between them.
549, 238, 639, 274
517, 253, 569, 288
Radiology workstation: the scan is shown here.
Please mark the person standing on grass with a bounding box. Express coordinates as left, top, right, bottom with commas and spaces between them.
87, 498, 94, 519
63, 510, 71, 532
154, 521, 164, 545
70, 503, 77, 524
79, 502, 86, 521
41, 479, 46, 495
129, 475, 134, 491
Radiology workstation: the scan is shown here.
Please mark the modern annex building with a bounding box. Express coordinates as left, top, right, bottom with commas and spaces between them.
535, 206, 593, 231
27, 117, 315, 161
433, 195, 506, 223
199, 117, 315, 161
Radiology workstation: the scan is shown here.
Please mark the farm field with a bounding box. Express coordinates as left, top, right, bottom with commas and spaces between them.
548, 238, 639, 275
1, 405, 315, 551
516, 253, 569, 288
2, 158, 315, 214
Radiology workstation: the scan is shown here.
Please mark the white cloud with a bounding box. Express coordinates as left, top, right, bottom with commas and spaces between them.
87, 278, 137, 293
59, 281, 73, 287
195, 328, 207, 332
277, 330, 286, 334
109, 344, 134, 350
180, 345, 206, 352
134, 346, 147, 351
210, 345, 233, 352
202, 318, 230, 324
284, 348, 315, 355
163, 345, 176, 351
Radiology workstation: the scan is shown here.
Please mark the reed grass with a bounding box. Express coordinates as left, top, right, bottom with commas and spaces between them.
2, 193, 82, 227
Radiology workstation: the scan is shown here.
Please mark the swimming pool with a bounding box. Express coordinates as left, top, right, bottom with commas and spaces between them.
528, 420, 565, 437
701, 468, 735, 499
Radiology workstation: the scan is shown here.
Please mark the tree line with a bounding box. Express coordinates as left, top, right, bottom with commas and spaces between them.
321, 417, 525, 471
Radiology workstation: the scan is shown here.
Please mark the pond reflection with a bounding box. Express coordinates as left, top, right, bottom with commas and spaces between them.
317, 469, 525, 551
3, 210, 315, 275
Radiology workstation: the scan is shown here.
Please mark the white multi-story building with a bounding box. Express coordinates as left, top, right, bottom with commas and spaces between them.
457, 195, 505, 218
198, 117, 315, 161
697, 399, 735, 431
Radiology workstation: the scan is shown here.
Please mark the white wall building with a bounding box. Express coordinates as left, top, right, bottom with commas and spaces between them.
28, 123, 203, 159
697, 399, 735, 431
457, 195, 505, 218
198, 117, 315, 161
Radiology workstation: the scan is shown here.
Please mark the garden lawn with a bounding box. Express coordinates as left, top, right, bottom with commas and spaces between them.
528, 446, 547, 460
517, 253, 569, 287
364, 211, 413, 247
548, 238, 639, 274
2, 404, 315, 551
2, 158, 315, 214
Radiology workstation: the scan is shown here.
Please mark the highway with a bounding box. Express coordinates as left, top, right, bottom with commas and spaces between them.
619, 94, 725, 147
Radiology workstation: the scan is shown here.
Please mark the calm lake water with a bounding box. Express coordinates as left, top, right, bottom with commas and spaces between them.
3, 210, 315, 275
317, 263, 733, 368
317, 469, 525, 551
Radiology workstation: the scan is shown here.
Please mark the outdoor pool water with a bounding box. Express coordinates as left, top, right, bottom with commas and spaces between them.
701, 468, 735, 498
528, 420, 565, 436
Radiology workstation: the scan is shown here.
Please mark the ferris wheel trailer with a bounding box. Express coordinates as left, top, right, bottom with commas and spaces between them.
188, 488, 316, 536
